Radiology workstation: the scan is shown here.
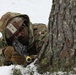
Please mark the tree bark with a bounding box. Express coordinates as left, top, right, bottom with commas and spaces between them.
36, 0, 76, 73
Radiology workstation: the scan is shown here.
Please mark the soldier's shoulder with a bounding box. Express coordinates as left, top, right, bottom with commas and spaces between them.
32, 23, 48, 51
32, 23, 48, 33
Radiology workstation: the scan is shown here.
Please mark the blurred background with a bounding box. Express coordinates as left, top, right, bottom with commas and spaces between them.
0, 0, 52, 25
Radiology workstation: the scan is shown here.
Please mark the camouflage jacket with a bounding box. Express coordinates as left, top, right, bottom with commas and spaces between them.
0, 12, 48, 53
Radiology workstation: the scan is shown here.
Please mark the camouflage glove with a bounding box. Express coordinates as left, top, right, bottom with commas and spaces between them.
11, 51, 25, 65
3, 46, 14, 61
3, 46, 38, 65
3, 46, 25, 65
3, 46, 14, 65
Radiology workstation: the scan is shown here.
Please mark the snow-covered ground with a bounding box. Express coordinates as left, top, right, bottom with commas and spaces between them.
0, 60, 75, 75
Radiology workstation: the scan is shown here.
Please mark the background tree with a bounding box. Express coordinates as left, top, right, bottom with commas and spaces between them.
36, 0, 76, 73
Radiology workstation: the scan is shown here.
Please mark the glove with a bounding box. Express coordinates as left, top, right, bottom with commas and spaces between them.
3, 46, 14, 61
11, 51, 25, 65
3, 46, 25, 65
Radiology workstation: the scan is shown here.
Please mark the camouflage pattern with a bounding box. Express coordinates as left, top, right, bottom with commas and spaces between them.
0, 12, 47, 65
3, 46, 25, 65
32, 23, 47, 52
0, 12, 20, 31
0, 12, 34, 48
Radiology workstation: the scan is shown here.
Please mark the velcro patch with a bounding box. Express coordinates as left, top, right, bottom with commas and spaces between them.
7, 23, 17, 34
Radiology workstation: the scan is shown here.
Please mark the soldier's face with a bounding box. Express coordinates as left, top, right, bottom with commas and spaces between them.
17, 26, 29, 45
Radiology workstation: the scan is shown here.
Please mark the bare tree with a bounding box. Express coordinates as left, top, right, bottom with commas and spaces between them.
36, 0, 76, 73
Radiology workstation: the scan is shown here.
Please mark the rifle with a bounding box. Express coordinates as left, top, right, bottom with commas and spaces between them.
12, 36, 32, 64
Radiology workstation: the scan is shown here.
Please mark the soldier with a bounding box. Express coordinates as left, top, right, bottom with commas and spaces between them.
0, 12, 47, 66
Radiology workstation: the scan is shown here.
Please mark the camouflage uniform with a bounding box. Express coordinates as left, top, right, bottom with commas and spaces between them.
0, 12, 47, 65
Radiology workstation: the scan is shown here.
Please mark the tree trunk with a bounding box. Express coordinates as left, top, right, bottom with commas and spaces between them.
36, 0, 76, 73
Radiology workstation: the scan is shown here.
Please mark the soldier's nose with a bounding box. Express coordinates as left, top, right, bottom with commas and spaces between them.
18, 31, 24, 37
18, 32, 22, 37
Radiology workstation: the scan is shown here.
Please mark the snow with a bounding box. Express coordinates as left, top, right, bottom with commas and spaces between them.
0, 65, 13, 75
0, 60, 43, 75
